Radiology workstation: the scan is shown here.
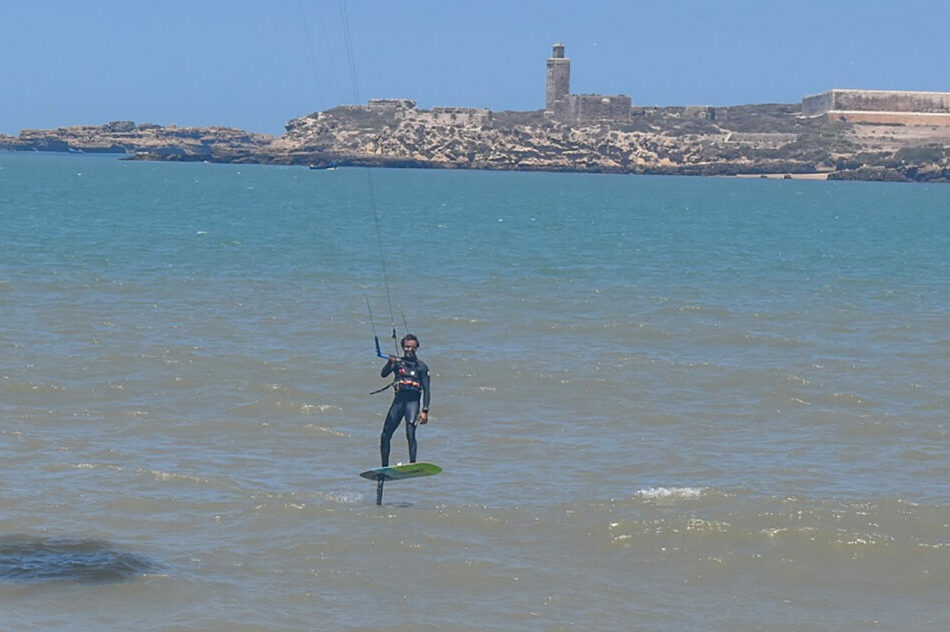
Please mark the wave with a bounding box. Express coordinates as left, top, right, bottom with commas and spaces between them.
141, 469, 209, 484
635, 486, 708, 502
0, 535, 155, 584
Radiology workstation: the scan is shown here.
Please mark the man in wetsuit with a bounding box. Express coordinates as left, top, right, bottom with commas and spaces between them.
379, 334, 430, 467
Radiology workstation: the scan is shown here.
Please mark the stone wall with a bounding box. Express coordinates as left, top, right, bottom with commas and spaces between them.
408, 107, 492, 126
822, 110, 950, 127
803, 90, 950, 116
368, 99, 417, 110
554, 94, 632, 123
344, 101, 491, 126
801, 91, 835, 116
367, 99, 418, 120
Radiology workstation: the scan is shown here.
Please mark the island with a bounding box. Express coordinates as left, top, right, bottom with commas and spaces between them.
3, 44, 950, 183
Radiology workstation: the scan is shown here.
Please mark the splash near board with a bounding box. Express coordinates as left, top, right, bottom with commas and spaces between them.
359, 462, 442, 505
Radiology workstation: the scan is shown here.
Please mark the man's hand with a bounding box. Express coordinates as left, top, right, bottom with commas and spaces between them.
417, 411, 428, 425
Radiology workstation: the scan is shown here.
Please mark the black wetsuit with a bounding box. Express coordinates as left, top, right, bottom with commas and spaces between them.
380, 355, 430, 467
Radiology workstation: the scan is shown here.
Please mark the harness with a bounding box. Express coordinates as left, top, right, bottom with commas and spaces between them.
369, 358, 424, 396
394, 361, 422, 393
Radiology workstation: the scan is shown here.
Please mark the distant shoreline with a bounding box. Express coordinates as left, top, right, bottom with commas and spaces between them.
734, 173, 830, 180
2, 103, 950, 183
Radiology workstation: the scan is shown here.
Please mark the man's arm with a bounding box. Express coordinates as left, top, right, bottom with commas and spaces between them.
420, 363, 431, 411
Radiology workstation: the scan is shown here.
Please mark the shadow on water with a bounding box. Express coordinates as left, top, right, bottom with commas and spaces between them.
0, 535, 155, 584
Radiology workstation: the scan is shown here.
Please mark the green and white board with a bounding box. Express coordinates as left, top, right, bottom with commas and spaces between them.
359, 462, 442, 505
359, 462, 442, 482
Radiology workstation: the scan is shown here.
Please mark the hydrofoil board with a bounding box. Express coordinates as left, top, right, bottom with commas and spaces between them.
359, 462, 442, 482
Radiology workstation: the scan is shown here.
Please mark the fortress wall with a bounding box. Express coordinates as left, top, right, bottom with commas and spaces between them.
365, 99, 418, 122
802, 91, 835, 116
551, 98, 573, 121
410, 108, 492, 125
834, 90, 950, 113
368, 99, 417, 110
559, 94, 631, 123
804, 90, 950, 116
823, 110, 950, 127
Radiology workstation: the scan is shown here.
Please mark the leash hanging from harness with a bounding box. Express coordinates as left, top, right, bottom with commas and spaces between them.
368, 381, 394, 396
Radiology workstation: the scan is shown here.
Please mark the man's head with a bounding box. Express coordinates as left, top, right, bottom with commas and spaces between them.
401, 334, 419, 356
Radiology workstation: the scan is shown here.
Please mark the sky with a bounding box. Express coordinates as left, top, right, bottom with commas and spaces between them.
2, 0, 950, 136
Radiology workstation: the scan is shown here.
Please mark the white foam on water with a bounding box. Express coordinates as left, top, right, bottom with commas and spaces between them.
142, 469, 208, 484
73, 463, 122, 471
304, 424, 348, 437
313, 491, 362, 504
300, 403, 342, 415
635, 486, 707, 501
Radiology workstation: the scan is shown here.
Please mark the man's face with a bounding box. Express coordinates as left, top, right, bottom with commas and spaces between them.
403, 340, 418, 356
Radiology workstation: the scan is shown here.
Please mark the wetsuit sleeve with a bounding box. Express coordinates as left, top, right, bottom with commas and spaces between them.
381, 358, 395, 378
421, 362, 431, 410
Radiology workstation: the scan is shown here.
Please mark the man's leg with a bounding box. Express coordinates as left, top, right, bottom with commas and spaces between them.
380, 401, 404, 467
404, 399, 420, 463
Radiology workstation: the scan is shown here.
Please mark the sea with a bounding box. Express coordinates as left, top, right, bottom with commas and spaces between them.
1, 151, 948, 631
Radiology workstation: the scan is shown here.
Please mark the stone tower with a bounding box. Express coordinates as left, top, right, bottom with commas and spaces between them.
546, 43, 570, 113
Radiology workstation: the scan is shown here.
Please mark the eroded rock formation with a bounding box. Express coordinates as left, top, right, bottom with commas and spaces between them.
3, 104, 950, 183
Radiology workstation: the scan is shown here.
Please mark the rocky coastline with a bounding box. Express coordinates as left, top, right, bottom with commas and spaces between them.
3, 103, 950, 183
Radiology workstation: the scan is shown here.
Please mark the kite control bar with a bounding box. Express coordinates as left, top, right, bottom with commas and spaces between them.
374, 336, 388, 359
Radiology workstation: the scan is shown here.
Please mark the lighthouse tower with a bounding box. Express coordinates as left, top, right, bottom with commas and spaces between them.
545, 43, 570, 114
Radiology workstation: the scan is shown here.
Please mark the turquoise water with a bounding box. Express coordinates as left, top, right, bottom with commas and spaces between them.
1, 151, 948, 630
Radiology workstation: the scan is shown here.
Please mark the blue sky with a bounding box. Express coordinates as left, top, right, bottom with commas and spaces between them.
2, 0, 949, 135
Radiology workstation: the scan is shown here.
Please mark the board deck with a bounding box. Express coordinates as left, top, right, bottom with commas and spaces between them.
359, 462, 442, 482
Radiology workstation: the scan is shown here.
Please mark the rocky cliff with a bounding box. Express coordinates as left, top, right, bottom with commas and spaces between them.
3, 105, 950, 183
0, 121, 276, 162
272, 103, 950, 181
275, 104, 833, 175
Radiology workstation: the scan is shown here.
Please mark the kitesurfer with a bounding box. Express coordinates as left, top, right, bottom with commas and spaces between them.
379, 334, 430, 467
